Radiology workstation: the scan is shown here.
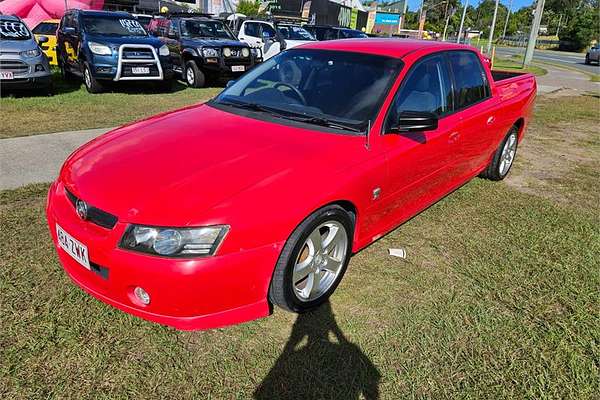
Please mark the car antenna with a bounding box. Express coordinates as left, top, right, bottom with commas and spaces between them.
365, 120, 371, 150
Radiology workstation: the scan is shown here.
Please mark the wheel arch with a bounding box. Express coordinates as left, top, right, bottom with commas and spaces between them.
514, 117, 525, 140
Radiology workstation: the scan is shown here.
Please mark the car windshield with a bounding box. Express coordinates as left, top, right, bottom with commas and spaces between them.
0, 20, 31, 40
82, 16, 147, 36
341, 29, 368, 38
181, 20, 234, 39
32, 22, 59, 35
278, 25, 315, 41
214, 49, 402, 133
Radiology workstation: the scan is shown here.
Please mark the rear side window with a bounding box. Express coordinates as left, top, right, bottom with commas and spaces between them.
448, 51, 490, 109
244, 22, 260, 38
32, 22, 58, 35
261, 23, 277, 39
324, 28, 338, 40
387, 54, 453, 127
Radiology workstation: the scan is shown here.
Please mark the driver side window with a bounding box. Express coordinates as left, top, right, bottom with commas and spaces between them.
261, 24, 277, 39
387, 55, 452, 129
244, 22, 260, 38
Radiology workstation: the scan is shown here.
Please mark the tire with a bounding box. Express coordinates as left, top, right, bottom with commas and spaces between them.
269, 205, 354, 313
479, 126, 519, 181
585, 55, 590, 65
83, 63, 103, 94
184, 60, 205, 88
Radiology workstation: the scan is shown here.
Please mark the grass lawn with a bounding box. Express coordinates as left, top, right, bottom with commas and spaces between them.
1, 95, 599, 399
493, 57, 548, 76
0, 72, 221, 139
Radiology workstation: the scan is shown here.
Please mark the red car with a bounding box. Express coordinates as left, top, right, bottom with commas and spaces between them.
46, 39, 536, 330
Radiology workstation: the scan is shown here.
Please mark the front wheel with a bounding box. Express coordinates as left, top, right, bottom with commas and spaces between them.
480, 126, 519, 181
269, 205, 354, 313
585, 54, 591, 65
83, 63, 103, 94
184, 60, 205, 88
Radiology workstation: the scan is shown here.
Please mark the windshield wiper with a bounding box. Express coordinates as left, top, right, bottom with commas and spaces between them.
218, 99, 363, 133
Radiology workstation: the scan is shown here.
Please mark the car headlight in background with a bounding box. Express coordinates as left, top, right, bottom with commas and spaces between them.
120, 225, 229, 257
158, 44, 170, 57
88, 41, 112, 55
241, 47, 250, 58
202, 47, 219, 58
21, 48, 41, 58
222, 47, 232, 57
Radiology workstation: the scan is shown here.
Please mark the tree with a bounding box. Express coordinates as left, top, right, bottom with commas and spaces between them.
558, 6, 600, 50
236, 0, 261, 16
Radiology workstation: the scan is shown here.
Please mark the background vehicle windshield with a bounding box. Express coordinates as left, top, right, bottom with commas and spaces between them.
32, 22, 58, 35
341, 29, 368, 39
0, 20, 31, 40
215, 49, 402, 132
181, 20, 234, 40
278, 25, 315, 41
82, 17, 147, 36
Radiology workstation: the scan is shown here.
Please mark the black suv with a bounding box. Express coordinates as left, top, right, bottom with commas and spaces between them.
303, 25, 368, 41
148, 14, 261, 88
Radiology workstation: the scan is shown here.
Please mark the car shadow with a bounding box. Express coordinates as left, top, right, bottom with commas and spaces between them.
254, 301, 381, 400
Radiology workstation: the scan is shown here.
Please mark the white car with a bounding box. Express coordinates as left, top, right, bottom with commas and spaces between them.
237, 20, 316, 60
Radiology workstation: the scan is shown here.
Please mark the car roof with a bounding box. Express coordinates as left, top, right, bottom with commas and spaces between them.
0, 15, 21, 22
73, 10, 132, 18
298, 38, 473, 59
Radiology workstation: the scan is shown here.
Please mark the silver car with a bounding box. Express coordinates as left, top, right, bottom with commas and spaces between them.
585, 44, 599, 65
0, 15, 52, 93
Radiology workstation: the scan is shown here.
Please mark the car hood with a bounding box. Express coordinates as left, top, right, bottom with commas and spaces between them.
86, 34, 163, 48
61, 104, 364, 226
181, 38, 247, 48
0, 38, 37, 52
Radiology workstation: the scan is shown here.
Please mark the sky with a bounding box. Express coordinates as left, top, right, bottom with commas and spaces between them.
405, 0, 535, 12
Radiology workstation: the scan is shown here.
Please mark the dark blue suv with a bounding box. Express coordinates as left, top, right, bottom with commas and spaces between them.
57, 10, 174, 93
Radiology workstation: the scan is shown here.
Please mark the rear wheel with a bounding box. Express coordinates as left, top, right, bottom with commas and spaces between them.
269, 205, 354, 313
184, 60, 205, 88
83, 63, 103, 94
480, 126, 519, 181
585, 54, 591, 65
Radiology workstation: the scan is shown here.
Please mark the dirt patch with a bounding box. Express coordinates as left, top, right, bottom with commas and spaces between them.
505, 95, 600, 206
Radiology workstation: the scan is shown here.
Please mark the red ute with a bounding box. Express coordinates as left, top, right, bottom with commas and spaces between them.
46, 39, 536, 330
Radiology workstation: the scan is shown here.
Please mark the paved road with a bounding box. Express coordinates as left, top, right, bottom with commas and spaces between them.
495, 46, 600, 75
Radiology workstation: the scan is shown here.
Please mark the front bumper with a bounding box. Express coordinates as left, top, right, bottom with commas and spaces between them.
46, 180, 282, 330
89, 44, 173, 82
0, 53, 52, 89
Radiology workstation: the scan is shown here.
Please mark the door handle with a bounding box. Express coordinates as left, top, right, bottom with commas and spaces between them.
449, 132, 460, 144
487, 116, 496, 125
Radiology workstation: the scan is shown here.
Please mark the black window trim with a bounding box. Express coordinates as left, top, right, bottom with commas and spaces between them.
382, 51, 455, 133
444, 49, 492, 113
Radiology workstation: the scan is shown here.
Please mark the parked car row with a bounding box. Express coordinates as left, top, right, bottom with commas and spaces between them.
1, 10, 369, 95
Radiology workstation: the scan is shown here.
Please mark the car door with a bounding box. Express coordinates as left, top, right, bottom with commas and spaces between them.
238, 21, 263, 51
380, 54, 461, 224
61, 13, 80, 73
259, 23, 281, 60
447, 50, 503, 176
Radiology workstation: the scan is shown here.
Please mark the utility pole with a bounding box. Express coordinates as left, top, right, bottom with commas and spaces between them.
487, 0, 500, 54
555, 13, 562, 36
502, 0, 513, 39
523, 0, 546, 66
457, 0, 468, 43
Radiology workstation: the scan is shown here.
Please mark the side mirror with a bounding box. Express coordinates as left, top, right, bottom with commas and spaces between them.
389, 111, 438, 133
63, 27, 76, 35
37, 35, 49, 44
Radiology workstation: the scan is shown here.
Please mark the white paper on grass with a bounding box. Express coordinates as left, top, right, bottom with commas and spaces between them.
388, 248, 407, 259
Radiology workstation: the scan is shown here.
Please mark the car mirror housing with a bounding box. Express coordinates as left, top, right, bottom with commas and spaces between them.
389, 111, 438, 133
37, 35, 49, 44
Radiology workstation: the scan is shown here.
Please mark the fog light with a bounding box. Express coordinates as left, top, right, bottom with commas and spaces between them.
134, 286, 150, 305
35, 64, 45, 72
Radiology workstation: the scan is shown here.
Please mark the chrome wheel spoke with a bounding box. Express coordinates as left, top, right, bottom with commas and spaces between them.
308, 229, 323, 253
293, 258, 313, 284
324, 255, 342, 273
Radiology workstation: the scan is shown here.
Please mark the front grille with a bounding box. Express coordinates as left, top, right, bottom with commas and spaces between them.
65, 188, 118, 229
122, 48, 154, 60
224, 57, 252, 67
121, 63, 160, 77
0, 59, 29, 75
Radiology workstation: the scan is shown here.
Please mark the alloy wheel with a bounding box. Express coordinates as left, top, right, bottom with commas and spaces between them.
499, 132, 517, 176
186, 67, 195, 86
292, 221, 348, 302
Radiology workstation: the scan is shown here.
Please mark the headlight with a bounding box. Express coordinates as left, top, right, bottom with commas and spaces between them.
241, 47, 250, 57
202, 47, 219, 58
120, 225, 229, 257
88, 41, 111, 56
21, 48, 41, 58
222, 47, 231, 57
158, 44, 169, 57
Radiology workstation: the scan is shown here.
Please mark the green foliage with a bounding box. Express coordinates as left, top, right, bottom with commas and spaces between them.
558, 6, 600, 51
236, 0, 262, 16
